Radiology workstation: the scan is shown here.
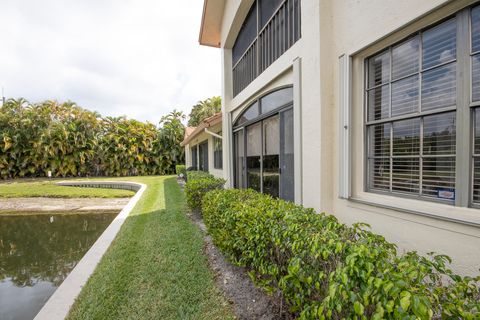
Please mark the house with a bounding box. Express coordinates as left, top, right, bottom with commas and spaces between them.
198, 0, 480, 275
181, 112, 223, 178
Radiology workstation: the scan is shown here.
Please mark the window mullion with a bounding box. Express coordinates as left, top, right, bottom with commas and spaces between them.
419, 119, 424, 196
455, 9, 471, 207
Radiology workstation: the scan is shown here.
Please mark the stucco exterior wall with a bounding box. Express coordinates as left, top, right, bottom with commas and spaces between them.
184, 122, 224, 179
217, 0, 480, 275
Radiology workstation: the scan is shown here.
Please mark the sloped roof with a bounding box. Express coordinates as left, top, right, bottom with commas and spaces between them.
181, 112, 222, 146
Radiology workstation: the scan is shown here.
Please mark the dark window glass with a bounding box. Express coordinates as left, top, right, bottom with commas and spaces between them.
261, 87, 294, 114
473, 109, 480, 203
421, 63, 456, 110
369, 158, 390, 191
191, 146, 198, 169
392, 37, 420, 80
235, 102, 259, 126
422, 157, 455, 198
391, 75, 419, 116
213, 136, 223, 169
262, 115, 279, 198
393, 119, 420, 156
260, 0, 283, 28
365, 12, 463, 204
234, 130, 245, 188
423, 112, 456, 155
422, 18, 456, 69
280, 108, 295, 201
368, 85, 389, 121
368, 51, 390, 88
232, 4, 257, 65
472, 6, 480, 53
472, 55, 480, 101
369, 123, 391, 157
246, 122, 262, 192
198, 142, 208, 172
392, 158, 420, 194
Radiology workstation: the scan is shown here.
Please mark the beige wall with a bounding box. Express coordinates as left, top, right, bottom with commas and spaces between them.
218, 0, 480, 275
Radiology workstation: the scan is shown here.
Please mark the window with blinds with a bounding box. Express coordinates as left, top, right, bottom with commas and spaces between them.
213, 136, 223, 169
366, 17, 457, 203
472, 6, 480, 205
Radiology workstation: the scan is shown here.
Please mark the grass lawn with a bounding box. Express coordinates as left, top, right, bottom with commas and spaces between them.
0, 180, 135, 198
66, 176, 234, 320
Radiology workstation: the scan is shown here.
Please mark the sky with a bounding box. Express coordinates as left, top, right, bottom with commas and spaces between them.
0, 0, 221, 122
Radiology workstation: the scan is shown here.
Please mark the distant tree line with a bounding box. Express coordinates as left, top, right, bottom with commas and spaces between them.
0, 98, 185, 178
187, 96, 221, 127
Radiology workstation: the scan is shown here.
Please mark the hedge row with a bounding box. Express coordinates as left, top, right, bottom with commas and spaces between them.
175, 165, 186, 177
202, 189, 480, 319
184, 171, 225, 211
186, 170, 213, 182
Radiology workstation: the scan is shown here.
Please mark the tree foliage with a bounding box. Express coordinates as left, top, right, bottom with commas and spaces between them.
0, 98, 185, 178
187, 96, 221, 127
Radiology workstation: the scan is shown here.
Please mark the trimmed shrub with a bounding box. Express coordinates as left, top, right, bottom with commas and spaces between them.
186, 170, 214, 182
175, 165, 186, 177
202, 189, 480, 319
184, 177, 225, 212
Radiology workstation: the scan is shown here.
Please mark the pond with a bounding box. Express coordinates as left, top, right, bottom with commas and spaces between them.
0, 212, 117, 320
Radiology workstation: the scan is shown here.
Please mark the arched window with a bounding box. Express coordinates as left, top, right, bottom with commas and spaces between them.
233, 87, 294, 201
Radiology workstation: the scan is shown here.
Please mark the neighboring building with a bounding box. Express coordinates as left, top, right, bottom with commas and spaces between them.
199, 0, 480, 275
181, 113, 223, 178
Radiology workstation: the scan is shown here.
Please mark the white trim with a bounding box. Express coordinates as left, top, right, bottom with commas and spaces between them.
339, 54, 352, 199
34, 181, 147, 320
293, 57, 303, 205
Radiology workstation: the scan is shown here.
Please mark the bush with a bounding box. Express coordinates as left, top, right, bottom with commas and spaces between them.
175, 165, 186, 177
186, 170, 213, 182
184, 177, 225, 212
202, 189, 480, 319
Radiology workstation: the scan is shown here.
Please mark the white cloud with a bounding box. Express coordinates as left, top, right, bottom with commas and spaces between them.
0, 0, 221, 122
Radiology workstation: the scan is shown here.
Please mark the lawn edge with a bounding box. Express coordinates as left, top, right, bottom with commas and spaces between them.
33, 181, 147, 320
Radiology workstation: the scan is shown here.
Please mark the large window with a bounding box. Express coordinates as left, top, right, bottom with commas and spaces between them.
198, 141, 208, 172
191, 146, 198, 170
233, 87, 294, 201
365, 4, 480, 207
232, 0, 301, 96
213, 135, 223, 169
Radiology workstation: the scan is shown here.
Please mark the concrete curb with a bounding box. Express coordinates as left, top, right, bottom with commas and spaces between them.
34, 181, 147, 320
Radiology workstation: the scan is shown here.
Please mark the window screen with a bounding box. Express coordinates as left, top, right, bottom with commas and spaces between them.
213, 136, 223, 169
366, 18, 457, 203
232, 3, 257, 66
191, 146, 198, 170
259, 0, 283, 28
472, 6, 480, 205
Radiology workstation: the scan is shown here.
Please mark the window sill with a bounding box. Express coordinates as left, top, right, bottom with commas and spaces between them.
348, 192, 480, 228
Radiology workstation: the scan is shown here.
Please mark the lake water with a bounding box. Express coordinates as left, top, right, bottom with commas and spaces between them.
0, 212, 117, 320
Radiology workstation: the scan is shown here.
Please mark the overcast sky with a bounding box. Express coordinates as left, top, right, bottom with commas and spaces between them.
0, 0, 221, 122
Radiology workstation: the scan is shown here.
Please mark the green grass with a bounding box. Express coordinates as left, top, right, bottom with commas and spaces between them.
66, 176, 234, 320
0, 180, 135, 198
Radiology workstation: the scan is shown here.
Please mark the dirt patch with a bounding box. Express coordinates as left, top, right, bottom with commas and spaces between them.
178, 177, 291, 320
0, 197, 130, 213
189, 210, 289, 320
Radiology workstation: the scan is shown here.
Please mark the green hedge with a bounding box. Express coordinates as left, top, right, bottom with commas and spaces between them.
202, 189, 480, 319
184, 177, 225, 212
175, 165, 186, 177
186, 170, 214, 182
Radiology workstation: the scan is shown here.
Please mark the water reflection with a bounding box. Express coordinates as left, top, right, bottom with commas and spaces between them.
0, 212, 116, 320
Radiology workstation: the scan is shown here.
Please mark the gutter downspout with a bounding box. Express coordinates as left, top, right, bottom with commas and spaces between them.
204, 128, 222, 139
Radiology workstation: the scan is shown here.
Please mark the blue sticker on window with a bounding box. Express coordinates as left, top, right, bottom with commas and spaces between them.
437, 188, 455, 200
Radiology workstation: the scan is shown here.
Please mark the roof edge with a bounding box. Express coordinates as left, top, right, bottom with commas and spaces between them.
198, 0, 223, 48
